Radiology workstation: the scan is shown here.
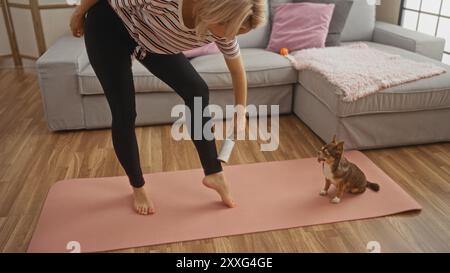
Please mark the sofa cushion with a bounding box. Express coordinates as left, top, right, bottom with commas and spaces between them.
340, 0, 375, 42
183, 42, 220, 58
295, 0, 354, 47
266, 2, 335, 53
78, 48, 297, 95
269, 0, 375, 42
297, 41, 450, 117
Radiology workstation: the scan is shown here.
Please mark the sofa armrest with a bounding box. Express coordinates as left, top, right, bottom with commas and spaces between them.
36, 34, 89, 131
372, 21, 446, 61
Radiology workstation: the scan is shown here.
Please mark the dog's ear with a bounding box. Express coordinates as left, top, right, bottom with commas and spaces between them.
336, 141, 344, 151
332, 134, 337, 144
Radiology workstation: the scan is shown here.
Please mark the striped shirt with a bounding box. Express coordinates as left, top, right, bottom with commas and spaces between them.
107, 0, 241, 61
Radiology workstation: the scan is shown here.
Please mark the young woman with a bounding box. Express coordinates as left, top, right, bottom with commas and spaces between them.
69, 0, 266, 215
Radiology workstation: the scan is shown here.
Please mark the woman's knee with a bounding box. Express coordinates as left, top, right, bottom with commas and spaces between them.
184, 80, 210, 106
111, 109, 137, 128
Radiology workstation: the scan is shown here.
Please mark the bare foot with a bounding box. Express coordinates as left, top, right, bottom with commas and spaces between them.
202, 171, 236, 208
132, 186, 155, 215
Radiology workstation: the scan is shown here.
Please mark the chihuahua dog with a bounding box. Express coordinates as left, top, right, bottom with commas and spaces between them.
317, 135, 380, 204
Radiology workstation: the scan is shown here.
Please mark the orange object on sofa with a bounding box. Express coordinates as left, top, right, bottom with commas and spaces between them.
280, 47, 289, 56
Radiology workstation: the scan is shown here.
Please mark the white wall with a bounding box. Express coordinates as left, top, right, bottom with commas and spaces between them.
41, 8, 76, 49
1, 0, 76, 58
39, 0, 76, 49
10, 2, 38, 57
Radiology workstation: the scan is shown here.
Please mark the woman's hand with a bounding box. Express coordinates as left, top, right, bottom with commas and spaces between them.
70, 0, 99, 37
232, 105, 246, 139
223, 55, 247, 140
70, 7, 85, 37
226, 105, 247, 140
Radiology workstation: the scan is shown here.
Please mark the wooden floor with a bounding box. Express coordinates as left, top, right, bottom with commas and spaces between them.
1, 65, 449, 253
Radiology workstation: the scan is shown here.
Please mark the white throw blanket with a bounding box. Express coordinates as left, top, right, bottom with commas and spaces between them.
287, 42, 447, 102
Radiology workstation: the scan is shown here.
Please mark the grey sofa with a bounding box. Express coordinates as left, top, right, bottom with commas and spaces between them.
36, 0, 450, 150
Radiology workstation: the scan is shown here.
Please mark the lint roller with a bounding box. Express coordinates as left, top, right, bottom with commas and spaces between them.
217, 131, 235, 163
218, 107, 246, 163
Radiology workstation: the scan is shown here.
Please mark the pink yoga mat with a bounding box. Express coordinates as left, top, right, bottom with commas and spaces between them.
28, 151, 421, 253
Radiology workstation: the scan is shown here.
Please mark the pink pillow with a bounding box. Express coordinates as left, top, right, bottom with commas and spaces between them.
182, 42, 220, 58
266, 2, 335, 53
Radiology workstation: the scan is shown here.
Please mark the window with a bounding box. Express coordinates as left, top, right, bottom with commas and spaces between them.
400, 0, 450, 64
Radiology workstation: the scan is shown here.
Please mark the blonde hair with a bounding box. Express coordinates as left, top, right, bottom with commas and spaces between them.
192, 0, 267, 40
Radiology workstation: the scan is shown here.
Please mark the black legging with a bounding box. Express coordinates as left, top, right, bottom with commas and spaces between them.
83, 0, 223, 188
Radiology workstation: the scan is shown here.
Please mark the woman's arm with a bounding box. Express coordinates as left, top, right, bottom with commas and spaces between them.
216, 38, 245, 108
225, 55, 247, 108
77, 0, 99, 14
225, 54, 247, 135
70, 0, 98, 37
